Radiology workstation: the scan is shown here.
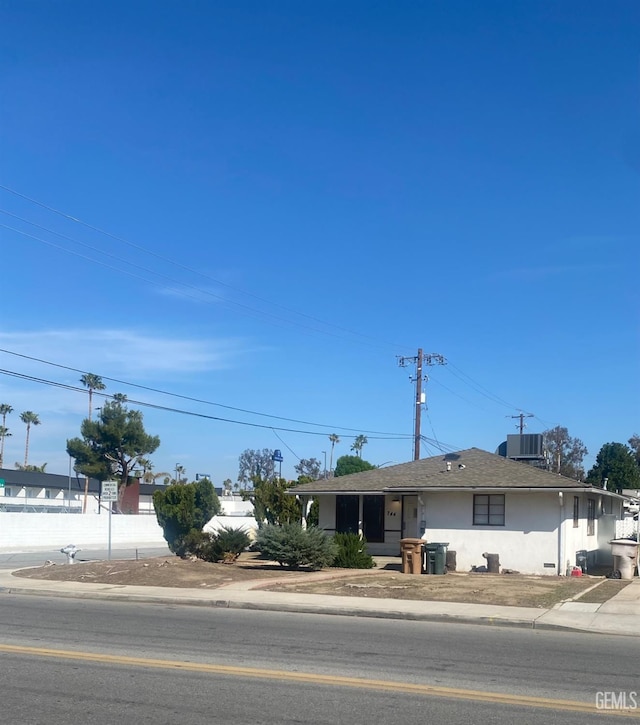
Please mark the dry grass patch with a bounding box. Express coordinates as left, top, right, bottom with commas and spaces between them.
12, 554, 322, 589
263, 572, 599, 608
13, 555, 619, 608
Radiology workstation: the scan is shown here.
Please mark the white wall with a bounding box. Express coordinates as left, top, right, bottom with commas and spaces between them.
0, 512, 260, 552
319, 495, 337, 531
0, 512, 166, 551
421, 491, 561, 575
204, 516, 258, 538
218, 495, 255, 517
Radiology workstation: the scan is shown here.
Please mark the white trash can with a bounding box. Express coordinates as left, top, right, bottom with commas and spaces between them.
609, 539, 639, 580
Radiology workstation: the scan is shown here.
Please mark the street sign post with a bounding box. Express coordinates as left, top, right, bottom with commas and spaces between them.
101, 481, 118, 560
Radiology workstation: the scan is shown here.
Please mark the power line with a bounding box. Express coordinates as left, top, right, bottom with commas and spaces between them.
0, 346, 413, 437
1, 185, 545, 425
397, 349, 445, 460
0, 186, 413, 353
444, 361, 528, 411
1, 222, 386, 342
0, 366, 412, 441
508, 412, 534, 435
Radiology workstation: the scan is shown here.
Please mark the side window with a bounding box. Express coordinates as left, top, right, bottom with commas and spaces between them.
587, 499, 595, 536
473, 494, 505, 526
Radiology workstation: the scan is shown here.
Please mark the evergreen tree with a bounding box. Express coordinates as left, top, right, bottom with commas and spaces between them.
586, 442, 640, 491
67, 395, 160, 508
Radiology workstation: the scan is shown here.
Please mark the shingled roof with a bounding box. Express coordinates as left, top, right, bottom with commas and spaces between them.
289, 448, 604, 495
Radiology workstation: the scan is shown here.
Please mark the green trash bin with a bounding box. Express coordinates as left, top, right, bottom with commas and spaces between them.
423, 542, 449, 575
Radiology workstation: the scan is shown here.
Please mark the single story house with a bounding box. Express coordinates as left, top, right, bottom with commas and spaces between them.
289, 448, 626, 576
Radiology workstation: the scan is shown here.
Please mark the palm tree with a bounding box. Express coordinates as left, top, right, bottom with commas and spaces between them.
20, 411, 41, 467
350, 434, 368, 458
79, 374, 106, 512
137, 457, 154, 483
174, 464, 186, 484
15, 461, 47, 472
0, 426, 11, 468
328, 433, 340, 474
80, 373, 106, 420
151, 471, 171, 486
0, 403, 13, 468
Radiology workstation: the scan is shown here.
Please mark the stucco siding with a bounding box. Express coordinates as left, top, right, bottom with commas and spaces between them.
319, 496, 337, 532
422, 491, 561, 575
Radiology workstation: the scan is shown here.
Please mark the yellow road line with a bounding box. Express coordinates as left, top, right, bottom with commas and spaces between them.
0, 643, 636, 718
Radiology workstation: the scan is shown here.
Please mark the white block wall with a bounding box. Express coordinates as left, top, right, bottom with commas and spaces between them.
0, 512, 166, 552
0, 513, 260, 552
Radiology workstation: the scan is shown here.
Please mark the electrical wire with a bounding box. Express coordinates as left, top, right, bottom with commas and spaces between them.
444, 361, 530, 412
0, 367, 413, 441
1, 184, 544, 425
0, 347, 413, 437
1, 222, 390, 343
270, 430, 301, 462
0, 185, 413, 353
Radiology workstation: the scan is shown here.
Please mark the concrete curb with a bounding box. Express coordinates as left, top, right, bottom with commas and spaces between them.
5, 581, 630, 636
2, 570, 638, 637
0, 583, 543, 629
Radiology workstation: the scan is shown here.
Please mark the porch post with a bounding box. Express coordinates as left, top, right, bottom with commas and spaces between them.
299, 495, 308, 529
558, 492, 565, 576
358, 495, 363, 537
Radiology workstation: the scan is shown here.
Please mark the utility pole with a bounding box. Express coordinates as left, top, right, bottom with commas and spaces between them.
398, 349, 446, 461
509, 412, 534, 434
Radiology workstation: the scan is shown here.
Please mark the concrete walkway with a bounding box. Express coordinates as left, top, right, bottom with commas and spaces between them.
0, 563, 638, 637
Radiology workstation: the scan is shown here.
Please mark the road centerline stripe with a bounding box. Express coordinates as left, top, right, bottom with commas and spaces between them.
0, 643, 634, 718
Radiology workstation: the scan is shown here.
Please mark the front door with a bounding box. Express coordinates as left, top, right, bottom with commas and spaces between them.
402, 495, 419, 538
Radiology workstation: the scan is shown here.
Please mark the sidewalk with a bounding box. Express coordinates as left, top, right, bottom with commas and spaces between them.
0, 564, 638, 637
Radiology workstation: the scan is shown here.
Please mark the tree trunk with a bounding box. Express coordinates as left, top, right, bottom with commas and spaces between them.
24, 424, 30, 467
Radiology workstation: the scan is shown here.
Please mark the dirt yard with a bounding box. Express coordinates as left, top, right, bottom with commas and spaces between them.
13, 553, 630, 608
263, 572, 629, 608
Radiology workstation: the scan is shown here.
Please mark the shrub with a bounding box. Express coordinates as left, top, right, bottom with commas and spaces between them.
199, 526, 252, 563
153, 479, 220, 556
178, 529, 208, 558
332, 532, 375, 569
255, 523, 337, 570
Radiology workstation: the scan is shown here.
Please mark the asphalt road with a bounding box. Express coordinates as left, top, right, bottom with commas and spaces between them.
1, 594, 637, 724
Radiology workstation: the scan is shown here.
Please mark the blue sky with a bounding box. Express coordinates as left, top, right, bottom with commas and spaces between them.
1, 1, 638, 482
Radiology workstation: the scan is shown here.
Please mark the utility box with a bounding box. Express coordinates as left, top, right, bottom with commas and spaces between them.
423, 542, 448, 575
400, 538, 424, 575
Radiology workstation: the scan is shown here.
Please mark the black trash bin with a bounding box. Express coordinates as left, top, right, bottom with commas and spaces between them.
423, 542, 449, 575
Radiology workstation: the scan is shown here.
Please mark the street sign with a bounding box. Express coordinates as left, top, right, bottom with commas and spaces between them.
101, 481, 118, 501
